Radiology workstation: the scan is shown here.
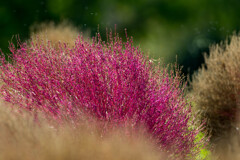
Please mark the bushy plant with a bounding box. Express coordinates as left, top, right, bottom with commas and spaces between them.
30, 21, 84, 49
191, 34, 240, 143
0, 32, 201, 159
0, 101, 167, 160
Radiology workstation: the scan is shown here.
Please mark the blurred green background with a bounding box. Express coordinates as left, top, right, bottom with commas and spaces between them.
1, 0, 240, 77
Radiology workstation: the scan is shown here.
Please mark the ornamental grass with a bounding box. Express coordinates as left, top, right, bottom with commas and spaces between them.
191, 34, 240, 145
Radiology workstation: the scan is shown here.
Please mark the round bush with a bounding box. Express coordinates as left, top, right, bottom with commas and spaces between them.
0, 32, 201, 159
191, 34, 240, 143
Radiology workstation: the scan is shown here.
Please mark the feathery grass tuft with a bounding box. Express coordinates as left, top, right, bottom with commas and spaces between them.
191, 34, 240, 144
0, 101, 167, 160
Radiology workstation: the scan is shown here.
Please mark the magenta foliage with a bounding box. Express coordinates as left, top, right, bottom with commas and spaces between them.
0, 33, 198, 158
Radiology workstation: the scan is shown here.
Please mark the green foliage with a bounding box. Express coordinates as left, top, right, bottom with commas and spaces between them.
194, 132, 211, 160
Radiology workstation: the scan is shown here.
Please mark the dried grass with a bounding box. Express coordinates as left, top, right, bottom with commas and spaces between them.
211, 116, 240, 160
29, 21, 89, 49
0, 101, 167, 160
191, 34, 240, 144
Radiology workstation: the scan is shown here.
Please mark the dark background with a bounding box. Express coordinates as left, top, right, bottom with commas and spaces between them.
1, 0, 240, 78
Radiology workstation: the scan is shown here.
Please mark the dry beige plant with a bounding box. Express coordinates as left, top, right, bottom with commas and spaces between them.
211, 134, 240, 160
211, 117, 240, 160
0, 101, 167, 160
191, 34, 240, 144
29, 21, 88, 49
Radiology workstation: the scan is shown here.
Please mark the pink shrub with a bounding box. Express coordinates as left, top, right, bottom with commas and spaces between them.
0, 33, 200, 159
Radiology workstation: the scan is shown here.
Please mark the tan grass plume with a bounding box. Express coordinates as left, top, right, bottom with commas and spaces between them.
0, 101, 167, 160
191, 34, 240, 145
